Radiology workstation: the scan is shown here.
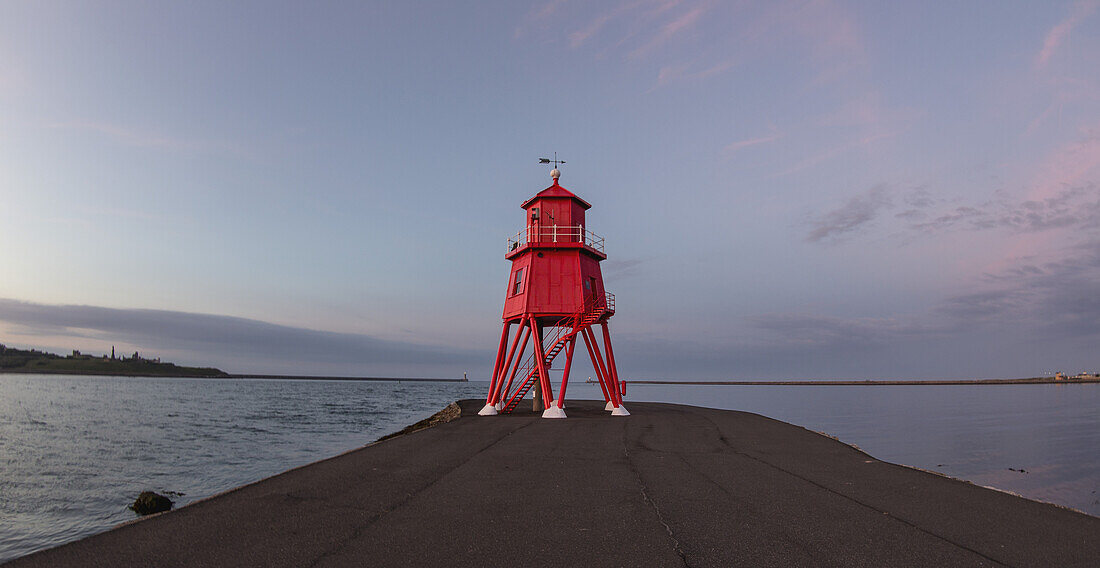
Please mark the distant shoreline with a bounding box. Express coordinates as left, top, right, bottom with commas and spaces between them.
624, 377, 1100, 386
0, 368, 228, 379
5, 369, 1097, 385
0, 369, 467, 382
227, 374, 467, 382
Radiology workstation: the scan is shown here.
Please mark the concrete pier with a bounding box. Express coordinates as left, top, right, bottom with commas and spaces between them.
7, 400, 1098, 567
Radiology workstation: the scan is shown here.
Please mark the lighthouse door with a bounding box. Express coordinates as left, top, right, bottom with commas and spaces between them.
584, 276, 597, 309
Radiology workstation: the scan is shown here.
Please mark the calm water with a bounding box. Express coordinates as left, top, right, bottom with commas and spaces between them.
1, 375, 1097, 563
0, 375, 485, 563
614, 382, 1100, 519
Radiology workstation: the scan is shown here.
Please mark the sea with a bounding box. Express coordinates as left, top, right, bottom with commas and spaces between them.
0, 374, 1097, 563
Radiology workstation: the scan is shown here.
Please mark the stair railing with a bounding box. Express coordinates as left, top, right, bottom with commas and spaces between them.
499, 296, 615, 412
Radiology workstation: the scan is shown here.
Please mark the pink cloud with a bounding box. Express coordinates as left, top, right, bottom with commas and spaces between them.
723, 130, 783, 155
563, 0, 666, 49
514, 0, 572, 39
820, 93, 888, 128
535, 0, 570, 19
654, 59, 734, 87
1030, 125, 1100, 200
986, 125, 1100, 276
753, 1, 863, 57
545, 1, 864, 92
793, 0, 861, 51
629, 1, 711, 58
655, 63, 687, 85
569, 11, 618, 48
1036, 1, 1098, 68
772, 131, 895, 178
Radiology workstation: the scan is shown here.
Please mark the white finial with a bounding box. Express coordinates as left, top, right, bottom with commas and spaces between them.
551, 168, 560, 180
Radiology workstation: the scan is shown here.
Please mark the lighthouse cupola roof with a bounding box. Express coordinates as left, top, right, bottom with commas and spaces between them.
521, 170, 592, 210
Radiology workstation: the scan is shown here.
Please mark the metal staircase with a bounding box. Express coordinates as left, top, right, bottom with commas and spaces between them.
500, 300, 609, 413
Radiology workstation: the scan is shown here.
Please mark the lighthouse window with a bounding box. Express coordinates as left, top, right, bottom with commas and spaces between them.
512, 268, 524, 295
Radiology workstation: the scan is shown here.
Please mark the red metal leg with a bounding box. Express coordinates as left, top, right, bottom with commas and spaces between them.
555, 338, 576, 409
581, 327, 612, 403
492, 320, 521, 404
497, 320, 529, 404
601, 322, 622, 406
580, 327, 610, 403
487, 322, 511, 404
531, 316, 554, 409
585, 326, 618, 407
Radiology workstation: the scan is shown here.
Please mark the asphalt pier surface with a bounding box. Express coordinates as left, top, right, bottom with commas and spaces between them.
9, 400, 1098, 567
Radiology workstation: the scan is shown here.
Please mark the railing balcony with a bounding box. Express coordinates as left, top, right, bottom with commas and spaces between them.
507, 225, 605, 255
579, 291, 615, 317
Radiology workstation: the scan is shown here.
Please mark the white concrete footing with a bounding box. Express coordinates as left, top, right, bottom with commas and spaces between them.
478, 404, 499, 416
605, 401, 615, 411
611, 405, 630, 416
541, 406, 567, 419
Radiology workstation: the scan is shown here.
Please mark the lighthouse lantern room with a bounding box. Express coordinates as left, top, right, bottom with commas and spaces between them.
481, 166, 627, 418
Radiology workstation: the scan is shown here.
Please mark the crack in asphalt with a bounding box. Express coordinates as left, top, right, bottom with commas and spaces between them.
685, 407, 1013, 568
621, 420, 692, 568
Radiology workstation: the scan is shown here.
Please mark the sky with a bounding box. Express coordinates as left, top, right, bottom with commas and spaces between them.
1, 1, 1098, 380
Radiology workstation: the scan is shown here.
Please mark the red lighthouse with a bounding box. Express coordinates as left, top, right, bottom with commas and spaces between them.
480, 166, 627, 418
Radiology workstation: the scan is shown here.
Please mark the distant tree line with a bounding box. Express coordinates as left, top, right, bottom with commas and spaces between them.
0, 344, 61, 368
0, 343, 228, 377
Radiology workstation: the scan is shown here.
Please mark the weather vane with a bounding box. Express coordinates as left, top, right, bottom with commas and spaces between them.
538, 152, 566, 169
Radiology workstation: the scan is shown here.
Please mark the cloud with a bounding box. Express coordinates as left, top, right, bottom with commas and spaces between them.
602, 257, 646, 279
1036, 1, 1099, 68
976, 239, 1100, 337
615, 232, 1100, 380
920, 236, 1100, 340
773, 131, 896, 178
653, 59, 736, 87
934, 290, 1026, 322
524, 0, 698, 50
1029, 126, 1100, 201
762, 0, 866, 84
910, 183, 1100, 234
514, 0, 572, 39
910, 205, 988, 233
722, 129, 782, 155
805, 184, 892, 242
818, 130, 1100, 239
0, 299, 482, 375
629, 1, 711, 58
569, 11, 618, 48
523, 1, 864, 93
